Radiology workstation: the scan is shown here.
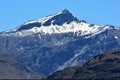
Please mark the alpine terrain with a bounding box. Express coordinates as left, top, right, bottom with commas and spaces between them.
48, 50, 120, 79
0, 9, 120, 76
0, 51, 44, 79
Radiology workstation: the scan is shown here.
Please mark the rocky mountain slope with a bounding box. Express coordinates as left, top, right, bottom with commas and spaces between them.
0, 9, 120, 76
48, 50, 120, 79
0, 51, 44, 79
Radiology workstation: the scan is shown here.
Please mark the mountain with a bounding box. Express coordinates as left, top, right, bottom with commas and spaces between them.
0, 51, 44, 79
48, 50, 120, 79
0, 9, 120, 76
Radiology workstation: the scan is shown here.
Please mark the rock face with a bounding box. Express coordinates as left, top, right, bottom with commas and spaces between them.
48, 50, 120, 79
0, 9, 120, 76
0, 51, 44, 79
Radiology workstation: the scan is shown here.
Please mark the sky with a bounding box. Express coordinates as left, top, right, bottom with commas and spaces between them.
0, 0, 120, 32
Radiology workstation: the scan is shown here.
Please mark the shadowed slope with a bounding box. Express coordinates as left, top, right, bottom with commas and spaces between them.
0, 52, 44, 79
48, 50, 120, 79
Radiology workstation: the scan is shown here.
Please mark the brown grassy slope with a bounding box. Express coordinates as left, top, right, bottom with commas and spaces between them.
48, 50, 120, 79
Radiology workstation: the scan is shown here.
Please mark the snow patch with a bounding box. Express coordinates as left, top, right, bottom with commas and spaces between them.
114, 36, 118, 39
24, 12, 62, 25
1, 21, 115, 37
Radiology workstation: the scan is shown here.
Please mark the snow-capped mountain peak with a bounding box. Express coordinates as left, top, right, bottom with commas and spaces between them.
1, 9, 118, 37
16, 9, 78, 31
1, 9, 120, 77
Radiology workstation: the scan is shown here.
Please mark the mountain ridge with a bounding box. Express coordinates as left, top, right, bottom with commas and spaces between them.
1, 9, 119, 37
0, 9, 120, 76
48, 50, 120, 79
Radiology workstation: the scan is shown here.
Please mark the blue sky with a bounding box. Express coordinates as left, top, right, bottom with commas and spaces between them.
0, 0, 120, 32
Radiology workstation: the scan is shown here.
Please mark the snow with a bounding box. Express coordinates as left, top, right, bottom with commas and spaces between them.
23, 21, 113, 37
24, 12, 62, 25
1, 10, 118, 37
114, 36, 118, 39
1, 21, 115, 37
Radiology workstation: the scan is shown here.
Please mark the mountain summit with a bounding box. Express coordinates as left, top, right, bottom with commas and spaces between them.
0, 9, 120, 76
16, 9, 78, 31
1, 9, 115, 37
42, 9, 79, 26
62, 9, 70, 14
